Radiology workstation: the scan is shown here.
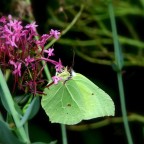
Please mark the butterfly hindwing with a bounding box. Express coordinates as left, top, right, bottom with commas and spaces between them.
72, 73, 115, 120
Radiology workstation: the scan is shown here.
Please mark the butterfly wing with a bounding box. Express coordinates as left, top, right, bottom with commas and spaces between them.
42, 71, 115, 125
72, 73, 115, 120
41, 80, 85, 125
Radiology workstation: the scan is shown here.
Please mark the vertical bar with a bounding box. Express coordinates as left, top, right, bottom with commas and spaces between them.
61, 124, 68, 144
108, 2, 133, 144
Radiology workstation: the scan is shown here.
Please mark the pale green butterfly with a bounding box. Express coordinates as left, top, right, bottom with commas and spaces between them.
41, 67, 115, 125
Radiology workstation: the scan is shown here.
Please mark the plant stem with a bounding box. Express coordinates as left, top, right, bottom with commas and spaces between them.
42, 61, 52, 82
117, 72, 133, 144
61, 124, 68, 144
0, 69, 29, 143
44, 4, 84, 49
108, 2, 133, 144
67, 113, 144, 131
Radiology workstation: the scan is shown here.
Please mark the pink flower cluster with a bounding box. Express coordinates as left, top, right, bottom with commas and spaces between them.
0, 15, 62, 95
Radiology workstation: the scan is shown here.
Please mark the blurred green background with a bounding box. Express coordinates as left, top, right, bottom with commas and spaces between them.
1, 0, 144, 144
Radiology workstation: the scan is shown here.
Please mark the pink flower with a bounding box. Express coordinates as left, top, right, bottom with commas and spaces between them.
7, 35, 17, 47
8, 15, 12, 20
55, 59, 63, 72
9, 60, 22, 76
44, 48, 54, 57
0, 16, 6, 23
7, 19, 23, 31
3, 25, 13, 35
13, 63, 22, 76
9, 60, 17, 68
40, 57, 63, 72
36, 34, 50, 47
25, 56, 35, 66
50, 29, 60, 39
41, 34, 50, 40
52, 76, 62, 84
2, 20, 23, 47
0, 15, 62, 94
25, 22, 38, 33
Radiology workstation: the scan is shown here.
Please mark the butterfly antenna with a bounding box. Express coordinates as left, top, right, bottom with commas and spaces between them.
71, 48, 75, 70
68, 48, 75, 76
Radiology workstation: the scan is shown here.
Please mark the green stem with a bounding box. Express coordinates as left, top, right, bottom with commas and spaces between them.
108, 2, 133, 144
117, 72, 133, 144
44, 4, 84, 49
0, 69, 29, 143
61, 124, 68, 144
42, 61, 52, 82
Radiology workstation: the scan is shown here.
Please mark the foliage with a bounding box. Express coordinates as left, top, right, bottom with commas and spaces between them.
45, 0, 144, 67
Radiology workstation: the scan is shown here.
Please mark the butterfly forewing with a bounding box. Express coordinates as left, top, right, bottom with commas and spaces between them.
41, 79, 85, 125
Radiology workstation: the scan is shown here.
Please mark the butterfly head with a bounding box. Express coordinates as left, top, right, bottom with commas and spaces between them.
57, 66, 71, 81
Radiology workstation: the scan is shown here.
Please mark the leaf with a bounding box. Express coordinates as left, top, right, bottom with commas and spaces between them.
0, 112, 4, 121
41, 69, 115, 125
14, 93, 31, 105
32, 143, 48, 144
48, 140, 57, 144
0, 88, 23, 117
0, 120, 25, 144
19, 96, 40, 126
0, 69, 23, 119
0, 88, 11, 113
32, 140, 57, 144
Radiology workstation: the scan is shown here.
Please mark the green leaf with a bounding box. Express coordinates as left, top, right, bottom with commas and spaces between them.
32, 143, 48, 144
0, 112, 4, 121
0, 88, 11, 113
32, 140, 57, 144
20, 96, 40, 126
41, 68, 115, 125
0, 89, 23, 117
0, 120, 25, 144
14, 93, 31, 105
0, 69, 29, 143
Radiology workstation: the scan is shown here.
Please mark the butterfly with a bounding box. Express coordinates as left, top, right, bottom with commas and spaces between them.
41, 67, 115, 125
